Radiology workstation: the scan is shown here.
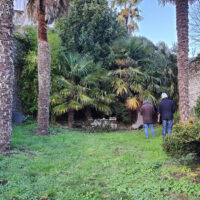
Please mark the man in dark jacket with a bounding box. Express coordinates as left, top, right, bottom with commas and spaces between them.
140, 100, 155, 139
158, 93, 176, 137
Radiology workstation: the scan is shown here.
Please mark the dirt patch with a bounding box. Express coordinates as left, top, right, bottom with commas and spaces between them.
31, 130, 50, 136
0, 180, 8, 186
190, 168, 200, 183
172, 171, 186, 180
193, 174, 200, 183
39, 196, 48, 200
170, 193, 187, 200
5, 147, 35, 158
159, 175, 169, 181
172, 168, 200, 184
114, 147, 120, 155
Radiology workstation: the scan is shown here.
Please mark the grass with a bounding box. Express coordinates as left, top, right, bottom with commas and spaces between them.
0, 123, 200, 200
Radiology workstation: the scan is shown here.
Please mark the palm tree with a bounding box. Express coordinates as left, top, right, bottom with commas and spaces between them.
111, 37, 166, 126
110, 66, 157, 108
26, 0, 69, 134
111, 0, 142, 34
51, 53, 113, 128
157, 42, 178, 105
158, 0, 196, 122
0, 0, 14, 152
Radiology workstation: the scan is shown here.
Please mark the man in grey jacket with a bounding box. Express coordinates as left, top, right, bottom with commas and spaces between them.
140, 100, 155, 139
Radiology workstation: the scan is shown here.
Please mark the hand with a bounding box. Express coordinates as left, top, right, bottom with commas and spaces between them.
157, 114, 160, 123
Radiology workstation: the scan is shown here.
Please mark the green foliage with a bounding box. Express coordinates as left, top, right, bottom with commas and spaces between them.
15, 23, 177, 124
15, 28, 38, 114
163, 122, 200, 158
110, 37, 164, 115
111, 100, 132, 124
20, 49, 38, 114
195, 96, 200, 119
16, 27, 62, 115
51, 52, 113, 118
111, 37, 178, 107
14, 32, 32, 70
0, 124, 200, 199
56, 0, 126, 65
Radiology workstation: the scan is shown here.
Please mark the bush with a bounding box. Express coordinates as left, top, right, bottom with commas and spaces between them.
195, 96, 200, 119
163, 121, 200, 158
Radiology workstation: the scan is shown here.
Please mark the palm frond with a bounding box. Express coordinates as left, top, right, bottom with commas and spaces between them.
112, 78, 128, 95
55, 76, 72, 88
77, 94, 93, 105
60, 88, 71, 98
142, 91, 157, 105
68, 100, 83, 111
26, 0, 70, 24
130, 83, 143, 93
128, 67, 144, 76
50, 94, 63, 105
93, 102, 112, 115
53, 104, 68, 115
125, 96, 140, 110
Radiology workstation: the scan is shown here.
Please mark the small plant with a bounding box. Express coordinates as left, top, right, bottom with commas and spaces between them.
163, 121, 200, 158
102, 124, 112, 132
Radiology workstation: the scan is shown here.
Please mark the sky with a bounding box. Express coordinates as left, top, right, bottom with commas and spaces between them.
135, 0, 177, 48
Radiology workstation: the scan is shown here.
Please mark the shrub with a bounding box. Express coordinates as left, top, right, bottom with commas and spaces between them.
173, 111, 180, 124
163, 121, 200, 158
195, 96, 200, 119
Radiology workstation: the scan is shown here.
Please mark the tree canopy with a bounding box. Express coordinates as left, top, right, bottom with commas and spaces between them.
56, 0, 127, 65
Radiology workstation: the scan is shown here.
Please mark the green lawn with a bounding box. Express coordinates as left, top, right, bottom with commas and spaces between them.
0, 124, 200, 200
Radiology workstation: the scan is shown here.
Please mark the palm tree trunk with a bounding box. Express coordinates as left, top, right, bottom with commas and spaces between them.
85, 106, 92, 126
37, 0, 51, 135
68, 109, 74, 128
131, 111, 143, 130
0, 0, 14, 152
176, 0, 189, 122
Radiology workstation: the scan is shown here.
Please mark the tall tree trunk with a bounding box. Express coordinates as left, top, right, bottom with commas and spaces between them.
68, 109, 74, 128
85, 106, 92, 126
0, 0, 14, 152
176, 0, 189, 122
37, 0, 51, 135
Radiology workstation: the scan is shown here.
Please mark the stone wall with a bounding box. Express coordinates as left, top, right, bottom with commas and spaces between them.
189, 62, 200, 109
